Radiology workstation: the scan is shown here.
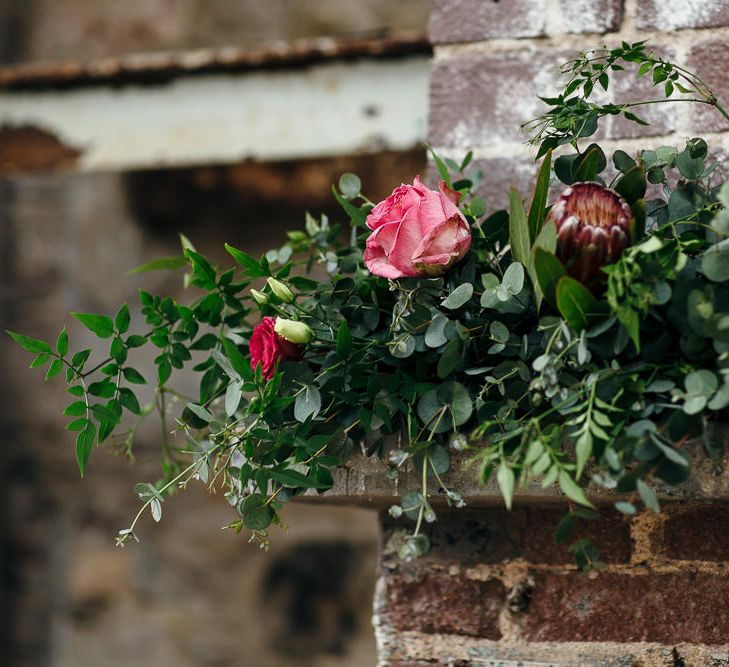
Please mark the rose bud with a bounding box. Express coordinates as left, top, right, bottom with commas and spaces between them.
250, 288, 269, 305
547, 182, 633, 290
274, 318, 313, 345
249, 316, 303, 380
364, 176, 472, 279
266, 277, 294, 303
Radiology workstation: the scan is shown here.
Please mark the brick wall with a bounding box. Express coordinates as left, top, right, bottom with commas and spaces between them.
363, 2, 729, 664
374, 505, 729, 665
427, 0, 729, 209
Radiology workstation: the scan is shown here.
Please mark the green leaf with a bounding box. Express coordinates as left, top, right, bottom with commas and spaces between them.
338, 173, 361, 199
437, 339, 461, 379
528, 150, 552, 243
425, 314, 448, 348
122, 367, 146, 384
119, 387, 141, 415
270, 467, 331, 490
29, 352, 50, 368
575, 430, 593, 479
533, 248, 566, 307
572, 144, 606, 182
127, 256, 187, 274
225, 244, 267, 277
7, 330, 51, 354
294, 386, 321, 423
56, 327, 69, 356
240, 494, 274, 530
72, 312, 114, 339
428, 145, 452, 188
441, 283, 474, 310
222, 338, 250, 378
76, 422, 96, 477
637, 479, 660, 513
114, 304, 131, 334
331, 186, 368, 227
556, 277, 596, 331
558, 470, 594, 508
225, 381, 242, 417
186, 402, 214, 423
613, 165, 647, 205
45, 358, 63, 381
701, 239, 729, 282
497, 465, 515, 510
336, 320, 352, 358
612, 150, 636, 172
64, 401, 87, 417
615, 501, 637, 515
508, 188, 530, 268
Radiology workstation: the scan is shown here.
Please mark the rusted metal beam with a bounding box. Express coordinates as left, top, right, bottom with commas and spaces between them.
0, 33, 430, 176
0, 32, 430, 91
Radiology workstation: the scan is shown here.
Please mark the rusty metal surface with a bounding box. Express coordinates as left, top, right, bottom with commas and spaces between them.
0, 31, 431, 91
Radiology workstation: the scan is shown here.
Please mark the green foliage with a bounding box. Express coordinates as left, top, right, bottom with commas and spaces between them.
8, 44, 729, 573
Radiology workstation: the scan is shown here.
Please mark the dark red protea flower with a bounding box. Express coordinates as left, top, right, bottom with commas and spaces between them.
547, 182, 633, 290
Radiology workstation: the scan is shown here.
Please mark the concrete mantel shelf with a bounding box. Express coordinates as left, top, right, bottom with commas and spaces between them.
299, 423, 729, 508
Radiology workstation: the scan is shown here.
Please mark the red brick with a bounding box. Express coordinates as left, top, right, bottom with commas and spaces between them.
663, 505, 729, 562
383, 568, 505, 638
559, 0, 624, 34
524, 571, 729, 644
428, 0, 546, 44
687, 39, 729, 134
636, 0, 729, 30
522, 507, 632, 565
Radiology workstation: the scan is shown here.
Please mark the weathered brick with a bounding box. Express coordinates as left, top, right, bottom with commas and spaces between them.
524, 571, 729, 644
383, 568, 505, 638
428, 48, 675, 154
686, 38, 729, 134
382, 508, 521, 565
429, 50, 567, 149
428, 0, 546, 44
559, 0, 624, 34
522, 507, 632, 565
663, 505, 729, 561
636, 0, 729, 31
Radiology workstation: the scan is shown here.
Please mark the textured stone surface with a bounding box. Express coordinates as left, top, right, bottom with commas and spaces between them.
428, 0, 546, 43
524, 571, 729, 644
687, 38, 729, 134
559, 0, 624, 34
636, 0, 729, 31
429, 48, 676, 153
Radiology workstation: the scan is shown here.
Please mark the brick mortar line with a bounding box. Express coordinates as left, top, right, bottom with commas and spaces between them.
391, 555, 729, 583
432, 24, 729, 60
430, 128, 729, 161
380, 629, 729, 663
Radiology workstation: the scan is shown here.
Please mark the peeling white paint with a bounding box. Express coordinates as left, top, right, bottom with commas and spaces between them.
0, 57, 429, 171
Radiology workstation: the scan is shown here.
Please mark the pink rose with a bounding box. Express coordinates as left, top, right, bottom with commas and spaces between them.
363, 176, 472, 279
249, 316, 303, 380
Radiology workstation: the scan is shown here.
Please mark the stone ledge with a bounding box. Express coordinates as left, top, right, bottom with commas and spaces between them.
299, 424, 729, 508
374, 630, 729, 667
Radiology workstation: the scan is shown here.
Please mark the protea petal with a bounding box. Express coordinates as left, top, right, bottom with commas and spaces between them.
547, 182, 633, 291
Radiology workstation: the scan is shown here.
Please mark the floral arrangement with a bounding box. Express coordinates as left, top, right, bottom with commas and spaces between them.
9, 42, 729, 569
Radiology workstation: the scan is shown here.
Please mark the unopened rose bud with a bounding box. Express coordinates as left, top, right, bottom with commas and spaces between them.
547, 182, 633, 291
274, 317, 313, 345
250, 289, 269, 305
266, 277, 294, 303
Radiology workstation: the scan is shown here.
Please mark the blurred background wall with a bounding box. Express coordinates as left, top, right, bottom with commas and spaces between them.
0, 2, 430, 666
